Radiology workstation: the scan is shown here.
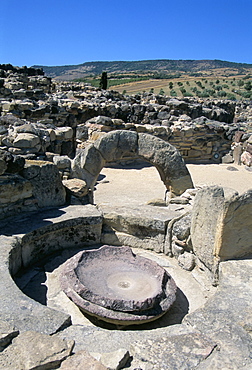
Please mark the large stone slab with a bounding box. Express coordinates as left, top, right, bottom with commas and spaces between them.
0, 331, 74, 370
191, 186, 252, 276
130, 332, 215, 370
184, 259, 252, 369
214, 189, 252, 260
190, 186, 238, 273
100, 204, 183, 252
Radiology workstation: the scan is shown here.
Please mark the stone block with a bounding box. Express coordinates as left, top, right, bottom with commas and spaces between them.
191, 186, 252, 277
22, 160, 66, 207
13, 133, 40, 149
14, 205, 102, 267
214, 189, 252, 260
63, 178, 89, 198
94, 130, 138, 163
0, 174, 33, 205
0, 331, 74, 370
54, 127, 73, 140
0, 157, 7, 175
71, 144, 106, 188
60, 350, 106, 370
138, 133, 193, 195
130, 332, 215, 370
53, 155, 71, 169
241, 151, 252, 167
190, 186, 238, 272
101, 204, 183, 253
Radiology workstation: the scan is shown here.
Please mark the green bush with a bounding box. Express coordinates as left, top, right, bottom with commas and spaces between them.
170, 90, 177, 97
226, 93, 236, 100
217, 90, 227, 97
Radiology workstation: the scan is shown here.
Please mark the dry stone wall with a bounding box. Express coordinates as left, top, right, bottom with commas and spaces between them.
0, 64, 251, 166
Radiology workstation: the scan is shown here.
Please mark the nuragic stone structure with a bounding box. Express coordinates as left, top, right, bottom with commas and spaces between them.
0, 65, 251, 370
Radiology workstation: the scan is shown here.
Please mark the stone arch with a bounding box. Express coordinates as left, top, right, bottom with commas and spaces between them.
71, 130, 194, 197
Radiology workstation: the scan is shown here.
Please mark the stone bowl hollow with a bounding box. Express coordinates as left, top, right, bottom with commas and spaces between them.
60, 245, 177, 325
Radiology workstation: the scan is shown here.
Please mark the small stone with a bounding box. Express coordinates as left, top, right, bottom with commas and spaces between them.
178, 252, 195, 271
63, 178, 89, 197
60, 350, 106, 370
53, 155, 71, 169
146, 198, 167, 207
169, 197, 189, 204
91, 348, 130, 370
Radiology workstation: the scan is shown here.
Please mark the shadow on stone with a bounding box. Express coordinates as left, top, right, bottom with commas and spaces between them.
78, 287, 189, 331
15, 268, 47, 305
0, 207, 66, 236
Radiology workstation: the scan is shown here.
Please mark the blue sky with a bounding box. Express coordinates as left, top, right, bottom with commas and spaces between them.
1, 0, 252, 67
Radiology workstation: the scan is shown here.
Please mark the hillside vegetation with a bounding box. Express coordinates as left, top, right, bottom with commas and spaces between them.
34, 59, 252, 100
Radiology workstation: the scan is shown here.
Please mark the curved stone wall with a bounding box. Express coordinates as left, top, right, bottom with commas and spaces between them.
71, 130, 194, 196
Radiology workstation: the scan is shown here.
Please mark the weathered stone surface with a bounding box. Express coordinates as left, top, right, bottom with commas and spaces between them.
57, 323, 197, 354
146, 198, 167, 206
94, 130, 138, 162
0, 321, 19, 351
60, 350, 106, 370
0, 174, 33, 205
214, 189, 252, 260
54, 126, 73, 140
178, 251, 195, 271
13, 132, 40, 148
1, 205, 103, 267
138, 133, 193, 195
100, 204, 183, 252
53, 155, 71, 169
91, 348, 130, 370
0, 331, 74, 370
172, 212, 191, 240
190, 186, 238, 273
241, 151, 252, 166
63, 178, 89, 197
71, 144, 106, 188
22, 160, 66, 207
184, 259, 252, 370
130, 332, 215, 370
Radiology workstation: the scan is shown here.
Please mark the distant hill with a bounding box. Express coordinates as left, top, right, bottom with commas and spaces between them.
33, 59, 252, 81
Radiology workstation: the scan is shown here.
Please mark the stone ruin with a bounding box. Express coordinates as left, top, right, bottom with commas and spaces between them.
0, 65, 251, 369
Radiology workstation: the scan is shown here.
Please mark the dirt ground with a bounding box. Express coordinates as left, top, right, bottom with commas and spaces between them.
94, 163, 252, 206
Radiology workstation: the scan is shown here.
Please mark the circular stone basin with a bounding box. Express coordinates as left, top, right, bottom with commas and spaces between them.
60, 245, 177, 325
